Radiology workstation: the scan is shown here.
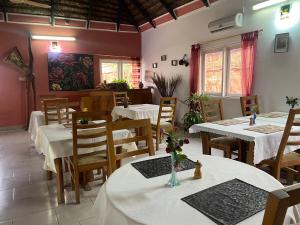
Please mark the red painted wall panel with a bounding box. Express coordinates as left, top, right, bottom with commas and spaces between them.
0, 23, 141, 127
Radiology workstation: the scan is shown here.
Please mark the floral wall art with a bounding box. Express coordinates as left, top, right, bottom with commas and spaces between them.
48, 53, 94, 91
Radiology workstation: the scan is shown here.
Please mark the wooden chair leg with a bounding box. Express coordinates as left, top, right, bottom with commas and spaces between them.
74, 170, 80, 204
224, 148, 231, 158
286, 170, 294, 185
273, 166, 281, 181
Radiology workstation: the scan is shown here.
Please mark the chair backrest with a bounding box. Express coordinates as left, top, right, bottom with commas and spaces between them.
107, 119, 155, 173
81, 91, 114, 112
72, 111, 111, 173
275, 108, 300, 165
43, 98, 69, 125
157, 97, 177, 127
240, 95, 260, 116
113, 92, 128, 106
200, 99, 224, 122
40, 94, 56, 111
262, 183, 300, 225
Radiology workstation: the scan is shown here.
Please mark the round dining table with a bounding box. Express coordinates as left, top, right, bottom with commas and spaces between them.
93, 152, 296, 225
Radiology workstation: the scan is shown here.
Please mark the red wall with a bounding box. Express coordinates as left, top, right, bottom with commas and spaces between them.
0, 23, 141, 127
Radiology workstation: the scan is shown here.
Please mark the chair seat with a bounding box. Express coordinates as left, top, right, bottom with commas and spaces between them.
260, 152, 300, 167
210, 136, 240, 149
78, 151, 107, 166
151, 121, 173, 132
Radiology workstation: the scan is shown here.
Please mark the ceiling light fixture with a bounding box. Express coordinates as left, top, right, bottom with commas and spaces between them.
252, 0, 288, 11
31, 35, 76, 41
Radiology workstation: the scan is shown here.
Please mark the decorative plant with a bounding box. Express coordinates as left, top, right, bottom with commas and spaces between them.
251, 106, 258, 113
182, 93, 210, 131
286, 96, 298, 108
107, 79, 130, 91
165, 130, 189, 166
151, 74, 182, 97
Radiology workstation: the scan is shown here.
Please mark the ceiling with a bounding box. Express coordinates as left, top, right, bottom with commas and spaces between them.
0, 0, 211, 31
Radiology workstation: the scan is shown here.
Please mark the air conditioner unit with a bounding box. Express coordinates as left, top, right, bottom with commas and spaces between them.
208, 13, 243, 33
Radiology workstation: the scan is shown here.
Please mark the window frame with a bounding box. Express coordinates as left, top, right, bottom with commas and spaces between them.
100, 59, 132, 83
200, 44, 242, 97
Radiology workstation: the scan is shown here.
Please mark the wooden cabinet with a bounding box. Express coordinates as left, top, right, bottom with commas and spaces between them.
127, 88, 152, 104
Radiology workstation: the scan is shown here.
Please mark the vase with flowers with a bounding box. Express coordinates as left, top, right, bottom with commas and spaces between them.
165, 130, 189, 187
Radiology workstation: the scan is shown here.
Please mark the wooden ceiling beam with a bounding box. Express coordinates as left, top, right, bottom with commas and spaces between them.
87, 0, 92, 29
158, 0, 177, 20
50, 0, 54, 25
130, 0, 156, 28
116, 0, 121, 31
0, 0, 7, 22
120, 0, 140, 32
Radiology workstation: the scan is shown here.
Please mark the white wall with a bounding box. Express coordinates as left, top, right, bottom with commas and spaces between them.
142, 0, 300, 122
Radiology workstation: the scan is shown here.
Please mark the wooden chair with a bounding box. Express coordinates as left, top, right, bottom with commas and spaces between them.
240, 95, 260, 116
43, 98, 70, 125
39, 94, 56, 111
81, 91, 114, 113
200, 99, 241, 159
262, 183, 300, 225
258, 108, 300, 182
67, 111, 112, 204
152, 97, 177, 151
113, 92, 129, 106
107, 119, 155, 173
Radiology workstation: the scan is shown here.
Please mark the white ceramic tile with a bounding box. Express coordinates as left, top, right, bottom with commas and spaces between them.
12, 209, 58, 225
79, 217, 97, 225
0, 219, 12, 225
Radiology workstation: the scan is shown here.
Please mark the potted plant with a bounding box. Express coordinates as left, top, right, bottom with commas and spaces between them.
286, 96, 298, 108
165, 130, 189, 187
151, 74, 182, 97
182, 93, 210, 131
107, 79, 130, 91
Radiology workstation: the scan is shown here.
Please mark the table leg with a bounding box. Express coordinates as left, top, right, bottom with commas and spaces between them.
201, 132, 210, 155
54, 158, 65, 204
243, 141, 255, 166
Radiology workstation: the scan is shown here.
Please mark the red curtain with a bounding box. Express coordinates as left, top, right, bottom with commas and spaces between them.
241, 31, 258, 96
131, 58, 141, 88
190, 44, 201, 94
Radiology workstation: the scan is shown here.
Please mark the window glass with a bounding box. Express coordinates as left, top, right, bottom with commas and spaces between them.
101, 62, 118, 83
228, 48, 242, 95
204, 51, 223, 94
122, 63, 133, 85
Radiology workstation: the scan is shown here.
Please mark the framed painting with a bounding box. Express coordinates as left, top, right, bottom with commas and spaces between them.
48, 53, 94, 91
3, 47, 27, 72
274, 33, 289, 53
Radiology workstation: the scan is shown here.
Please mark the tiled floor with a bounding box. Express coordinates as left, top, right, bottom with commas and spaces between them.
0, 130, 210, 225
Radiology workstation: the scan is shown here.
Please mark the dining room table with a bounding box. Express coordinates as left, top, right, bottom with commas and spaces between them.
111, 104, 161, 123
28, 108, 75, 144
93, 152, 298, 225
35, 123, 137, 203
189, 112, 300, 165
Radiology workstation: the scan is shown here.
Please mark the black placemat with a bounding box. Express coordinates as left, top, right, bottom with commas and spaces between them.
181, 179, 269, 225
131, 156, 195, 178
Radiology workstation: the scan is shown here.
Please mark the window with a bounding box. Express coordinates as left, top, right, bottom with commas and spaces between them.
201, 47, 242, 96
100, 59, 140, 88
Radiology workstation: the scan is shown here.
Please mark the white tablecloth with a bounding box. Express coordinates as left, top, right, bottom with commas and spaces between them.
190, 115, 300, 164
93, 153, 297, 225
112, 104, 160, 123
35, 124, 137, 173
28, 109, 75, 144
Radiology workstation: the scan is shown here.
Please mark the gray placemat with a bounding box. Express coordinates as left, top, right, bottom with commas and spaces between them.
131, 156, 195, 178
181, 179, 269, 225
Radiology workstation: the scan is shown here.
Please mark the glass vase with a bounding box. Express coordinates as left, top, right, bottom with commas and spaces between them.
167, 152, 180, 187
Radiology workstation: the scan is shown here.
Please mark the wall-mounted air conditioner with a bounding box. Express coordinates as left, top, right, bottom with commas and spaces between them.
208, 13, 243, 33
